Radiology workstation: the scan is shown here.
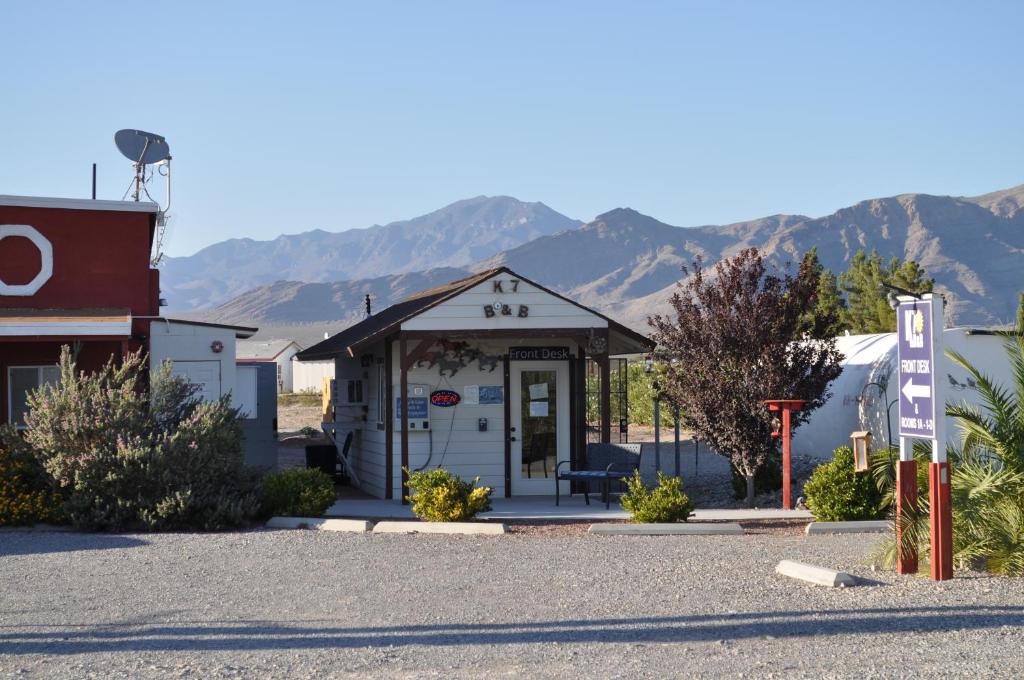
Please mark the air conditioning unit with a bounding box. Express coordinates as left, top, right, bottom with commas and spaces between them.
332, 378, 366, 406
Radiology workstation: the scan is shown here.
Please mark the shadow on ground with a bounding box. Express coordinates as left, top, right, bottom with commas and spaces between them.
2, 606, 1023, 655
0, 533, 148, 557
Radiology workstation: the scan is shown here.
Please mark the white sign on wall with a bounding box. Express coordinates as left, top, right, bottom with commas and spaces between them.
0, 225, 53, 296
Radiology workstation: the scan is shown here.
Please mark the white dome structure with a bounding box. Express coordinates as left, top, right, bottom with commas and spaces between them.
793, 328, 1014, 460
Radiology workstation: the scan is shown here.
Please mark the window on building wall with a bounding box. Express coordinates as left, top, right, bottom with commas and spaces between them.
377, 363, 386, 426
7, 365, 61, 428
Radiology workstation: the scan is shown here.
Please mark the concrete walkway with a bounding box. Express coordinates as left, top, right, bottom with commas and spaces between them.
325, 496, 812, 522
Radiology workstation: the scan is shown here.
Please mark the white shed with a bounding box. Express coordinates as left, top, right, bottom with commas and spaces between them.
236, 339, 302, 393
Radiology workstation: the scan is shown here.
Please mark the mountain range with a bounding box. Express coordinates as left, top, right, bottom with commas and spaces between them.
161, 196, 581, 309
173, 185, 1024, 338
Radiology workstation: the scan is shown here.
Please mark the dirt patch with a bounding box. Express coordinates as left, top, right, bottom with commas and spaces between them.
277, 403, 322, 435
737, 519, 809, 536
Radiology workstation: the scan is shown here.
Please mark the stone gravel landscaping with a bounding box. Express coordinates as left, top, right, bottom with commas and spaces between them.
2, 530, 1024, 678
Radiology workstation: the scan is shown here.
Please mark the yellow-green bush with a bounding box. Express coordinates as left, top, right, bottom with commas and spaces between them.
0, 430, 63, 526
803, 446, 885, 521
404, 467, 492, 522
261, 468, 336, 517
619, 471, 694, 523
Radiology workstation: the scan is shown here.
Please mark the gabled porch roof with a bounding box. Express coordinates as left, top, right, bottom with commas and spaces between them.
296, 267, 653, 361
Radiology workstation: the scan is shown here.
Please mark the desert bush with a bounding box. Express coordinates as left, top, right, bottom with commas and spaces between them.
0, 429, 64, 526
23, 348, 261, 531
404, 467, 492, 522
261, 468, 336, 517
803, 446, 885, 522
619, 471, 694, 523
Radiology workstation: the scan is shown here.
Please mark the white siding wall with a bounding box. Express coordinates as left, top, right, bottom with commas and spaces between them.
336, 336, 585, 499
148, 321, 239, 407
402, 274, 606, 331
292, 358, 335, 393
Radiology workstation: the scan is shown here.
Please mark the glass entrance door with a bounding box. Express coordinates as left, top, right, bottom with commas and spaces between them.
510, 361, 569, 495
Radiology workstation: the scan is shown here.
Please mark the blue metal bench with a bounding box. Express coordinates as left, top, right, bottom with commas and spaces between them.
555, 442, 643, 509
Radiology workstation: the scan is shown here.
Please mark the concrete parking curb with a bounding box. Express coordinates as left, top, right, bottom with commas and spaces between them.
805, 520, 890, 535
776, 559, 859, 587
266, 517, 373, 532
372, 521, 507, 535
588, 522, 744, 536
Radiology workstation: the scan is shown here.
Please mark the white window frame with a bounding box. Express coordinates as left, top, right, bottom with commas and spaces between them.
7, 364, 60, 429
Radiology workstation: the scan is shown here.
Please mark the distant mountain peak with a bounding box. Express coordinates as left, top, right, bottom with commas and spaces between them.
161, 195, 582, 310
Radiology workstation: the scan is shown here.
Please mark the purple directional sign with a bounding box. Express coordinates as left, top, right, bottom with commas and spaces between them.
897, 299, 936, 439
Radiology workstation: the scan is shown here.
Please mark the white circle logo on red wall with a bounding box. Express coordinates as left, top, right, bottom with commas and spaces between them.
0, 225, 53, 296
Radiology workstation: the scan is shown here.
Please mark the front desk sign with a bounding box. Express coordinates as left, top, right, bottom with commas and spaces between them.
897, 299, 935, 439
509, 346, 570, 361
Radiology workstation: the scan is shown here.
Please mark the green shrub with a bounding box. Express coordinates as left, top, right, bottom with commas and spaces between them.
0, 429, 64, 526
261, 468, 336, 517
619, 471, 694, 523
803, 446, 885, 521
23, 348, 261, 531
404, 467, 492, 522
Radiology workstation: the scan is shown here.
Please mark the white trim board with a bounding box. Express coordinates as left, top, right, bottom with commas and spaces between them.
0, 321, 131, 336
0, 195, 159, 214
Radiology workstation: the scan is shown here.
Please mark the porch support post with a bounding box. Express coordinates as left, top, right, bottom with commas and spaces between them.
398, 336, 435, 504
384, 337, 394, 499
399, 336, 410, 504
599, 351, 611, 444
503, 353, 512, 498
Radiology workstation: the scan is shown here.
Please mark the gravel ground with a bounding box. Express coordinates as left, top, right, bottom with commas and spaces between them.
3, 530, 1024, 678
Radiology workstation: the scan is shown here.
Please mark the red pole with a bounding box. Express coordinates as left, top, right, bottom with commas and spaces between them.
896, 458, 918, 575
930, 462, 953, 580
782, 406, 792, 510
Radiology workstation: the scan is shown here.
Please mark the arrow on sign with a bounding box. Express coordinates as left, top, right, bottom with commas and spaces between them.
902, 377, 931, 403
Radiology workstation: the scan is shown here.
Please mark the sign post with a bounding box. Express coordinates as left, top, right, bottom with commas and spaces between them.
896, 293, 951, 580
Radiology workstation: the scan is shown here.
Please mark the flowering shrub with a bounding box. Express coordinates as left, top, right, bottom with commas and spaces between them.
261, 468, 336, 517
404, 467, 492, 522
23, 348, 260, 531
619, 471, 694, 523
0, 429, 63, 526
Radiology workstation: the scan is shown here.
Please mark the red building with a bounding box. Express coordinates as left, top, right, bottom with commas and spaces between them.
0, 195, 162, 426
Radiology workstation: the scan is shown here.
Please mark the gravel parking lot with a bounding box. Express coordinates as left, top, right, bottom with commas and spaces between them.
2, 529, 1023, 678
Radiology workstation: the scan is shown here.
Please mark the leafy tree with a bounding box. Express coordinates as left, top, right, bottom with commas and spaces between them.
800, 248, 846, 337
649, 248, 844, 505
839, 250, 933, 333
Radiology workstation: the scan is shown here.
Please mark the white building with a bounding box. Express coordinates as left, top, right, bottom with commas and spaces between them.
793, 328, 1015, 459
295, 267, 653, 501
236, 339, 302, 393
291, 357, 335, 394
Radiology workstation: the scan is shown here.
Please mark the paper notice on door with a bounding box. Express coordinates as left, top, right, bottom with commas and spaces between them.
463, 385, 480, 405
529, 382, 548, 400
529, 401, 549, 417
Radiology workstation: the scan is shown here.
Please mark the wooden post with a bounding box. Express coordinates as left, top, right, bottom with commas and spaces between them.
599, 354, 611, 444
399, 337, 409, 504
384, 338, 394, 500
781, 405, 792, 510
503, 353, 512, 498
896, 447, 918, 575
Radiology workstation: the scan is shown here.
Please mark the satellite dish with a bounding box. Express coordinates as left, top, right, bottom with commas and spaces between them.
114, 129, 170, 165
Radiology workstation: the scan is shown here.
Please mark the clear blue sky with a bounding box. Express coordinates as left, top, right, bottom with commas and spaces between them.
2, 1, 1021, 257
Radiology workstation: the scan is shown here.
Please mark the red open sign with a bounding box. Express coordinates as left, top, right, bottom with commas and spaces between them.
430, 390, 461, 407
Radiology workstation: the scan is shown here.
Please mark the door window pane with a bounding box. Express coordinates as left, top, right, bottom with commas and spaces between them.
521, 370, 557, 479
